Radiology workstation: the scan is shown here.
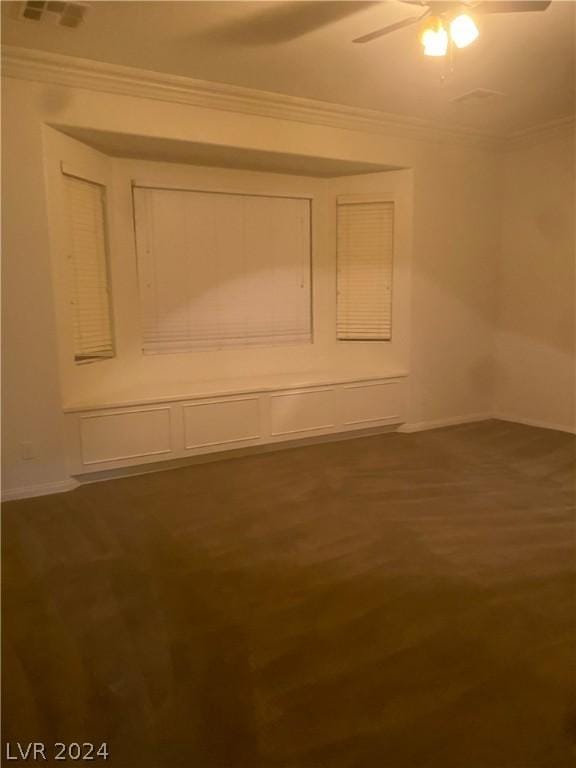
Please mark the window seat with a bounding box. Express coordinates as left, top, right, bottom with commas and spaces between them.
63, 369, 409, 413
63, 370, 409, 476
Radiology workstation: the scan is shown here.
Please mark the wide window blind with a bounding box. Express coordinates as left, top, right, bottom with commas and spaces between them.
63, 174, 115, 362
337, 199, 394, 341
133, 187, 312, 353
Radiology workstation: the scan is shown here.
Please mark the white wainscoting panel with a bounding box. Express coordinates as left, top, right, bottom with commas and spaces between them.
184, 396, 260, 449
65, 375, 408, 478
270, 388, 336, 436
80, 407, 172, 465
341, 381, 404, 427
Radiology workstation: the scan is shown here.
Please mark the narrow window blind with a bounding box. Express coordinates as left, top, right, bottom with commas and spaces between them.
133, 187, 312, 353
337, 200, 394, 341
63, 174, 115, 362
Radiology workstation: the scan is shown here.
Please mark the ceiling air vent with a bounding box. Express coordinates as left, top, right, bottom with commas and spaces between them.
19, 1, 89, 28
452, 88, 504, 104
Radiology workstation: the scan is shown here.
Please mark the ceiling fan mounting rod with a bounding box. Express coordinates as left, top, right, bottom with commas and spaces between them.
424, 2, 470, 15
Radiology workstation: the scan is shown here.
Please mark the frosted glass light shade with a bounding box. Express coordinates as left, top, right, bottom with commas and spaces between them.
421, 18, 449, 57
450, 14, 479, 48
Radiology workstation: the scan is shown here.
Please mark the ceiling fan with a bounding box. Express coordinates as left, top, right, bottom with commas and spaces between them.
353, 1, 552, 56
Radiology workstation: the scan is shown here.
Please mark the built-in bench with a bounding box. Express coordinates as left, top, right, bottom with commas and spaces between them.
64, 372, 408, 476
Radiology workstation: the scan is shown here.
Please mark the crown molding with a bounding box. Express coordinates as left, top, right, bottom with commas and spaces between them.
506, 114, 575, 150
2, 45, 503, 149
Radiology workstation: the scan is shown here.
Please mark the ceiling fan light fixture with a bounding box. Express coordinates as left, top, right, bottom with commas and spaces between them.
420, 17, 448, 57
450, 14, 479, 48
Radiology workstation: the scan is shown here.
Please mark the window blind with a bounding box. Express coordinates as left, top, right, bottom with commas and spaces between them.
63, 174, 115, 362
336, 200, 394, 341
133, 187, 312, 353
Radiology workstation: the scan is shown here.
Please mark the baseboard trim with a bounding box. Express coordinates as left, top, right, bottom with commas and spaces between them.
1, 478, 80, 502
493, 414, 576, 435
76, 424, 400, 486
2, 425, 400, 500
398, 412, 576, 435
4, 414, 572, 500
396, 414, 493, 434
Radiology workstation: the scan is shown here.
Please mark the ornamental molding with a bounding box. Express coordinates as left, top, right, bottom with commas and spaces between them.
2, 45, 502, 148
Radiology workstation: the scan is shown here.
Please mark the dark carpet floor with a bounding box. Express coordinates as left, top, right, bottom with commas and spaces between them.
2, 420, 575, 767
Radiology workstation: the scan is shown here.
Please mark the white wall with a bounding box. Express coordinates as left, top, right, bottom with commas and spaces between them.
1, 80, 71, 494
2, 74, 500, 495
409, 144, 499, 426
495, 125, 575, 433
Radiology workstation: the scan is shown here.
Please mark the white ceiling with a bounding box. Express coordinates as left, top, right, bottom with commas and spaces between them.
2, 1, 575, 136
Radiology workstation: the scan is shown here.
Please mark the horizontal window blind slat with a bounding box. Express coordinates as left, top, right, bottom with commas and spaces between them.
336, 200, 394, 342
134, 188, 312, 353
64, 174, 115, 361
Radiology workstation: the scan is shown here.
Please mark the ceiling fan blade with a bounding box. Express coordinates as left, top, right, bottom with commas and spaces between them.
353, 10, 429, 43
474, 1, 551, 13
211, 2, 378, 46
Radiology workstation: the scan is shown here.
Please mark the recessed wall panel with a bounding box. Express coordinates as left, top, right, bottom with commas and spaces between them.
270, 389, 335, 436
342, 381, 404, 426
80, 407, 172, 465
184, 397, 260, 449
